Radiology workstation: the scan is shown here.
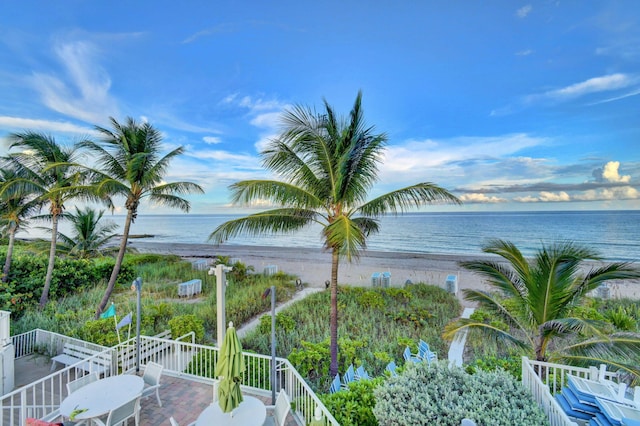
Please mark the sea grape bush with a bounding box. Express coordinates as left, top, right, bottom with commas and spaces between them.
169, 314, 205, 342
373, 362, 549, 426
321, 378, 383, 426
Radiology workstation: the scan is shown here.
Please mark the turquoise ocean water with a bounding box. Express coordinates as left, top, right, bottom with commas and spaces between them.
27, 210, 639, 262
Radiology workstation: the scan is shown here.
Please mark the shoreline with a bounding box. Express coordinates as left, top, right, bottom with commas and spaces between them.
129, 241, 640, 301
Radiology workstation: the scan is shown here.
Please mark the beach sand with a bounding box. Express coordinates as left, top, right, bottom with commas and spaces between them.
129, 241, 640, 304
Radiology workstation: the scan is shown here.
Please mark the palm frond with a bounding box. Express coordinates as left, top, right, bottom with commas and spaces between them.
208, 209, 317, 244
228, 180, 321, 209
323, 215, 367, 260
358, 183, 460, 216
458, 259, 527, 299
443, 318, 530, 350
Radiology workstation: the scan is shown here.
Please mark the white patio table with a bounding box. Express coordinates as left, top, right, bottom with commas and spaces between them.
60, 374, 144, 423
195, 395, 267, 426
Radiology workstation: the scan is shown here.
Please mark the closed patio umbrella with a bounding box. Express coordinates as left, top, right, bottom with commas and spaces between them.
215, 321, 245, 414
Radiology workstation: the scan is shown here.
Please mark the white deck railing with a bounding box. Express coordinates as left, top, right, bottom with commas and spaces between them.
521, 356, 621, 426
2, 329, 338, 426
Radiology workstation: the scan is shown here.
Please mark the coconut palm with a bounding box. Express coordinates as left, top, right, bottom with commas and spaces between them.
209, 92, 460, 375
34, 206, 120, 259
2, 132, 91, 307
0, 168, 42, 282
81, 117, 204, 318
443, 239, 640, 380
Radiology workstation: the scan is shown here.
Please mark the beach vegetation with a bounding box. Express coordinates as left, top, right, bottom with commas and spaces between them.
0, 168, 41, 282
2, 131, 97, 308
243, 284, 460, 389
444, 239, 640, 382
169, 314, 205, 342
209, 92, 460, 376
373, 362, 549, 426
80, 117, 204, 319
32, 206, 121, 259
321, 378, 382, 426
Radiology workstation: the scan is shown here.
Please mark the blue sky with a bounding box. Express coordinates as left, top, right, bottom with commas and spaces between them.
1, 0, 639, 214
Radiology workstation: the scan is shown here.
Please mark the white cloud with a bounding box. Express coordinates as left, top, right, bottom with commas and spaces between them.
30, 40, 119, 124
250, 112, 282, 129
543, 73, 634, 100
516, 5, 532, 18
574, 187, 639, 201
514, 195, 540, 203
459, 193, 506, 203
0, 116, 94, 135
538, 191, 570, 202
601, 161, 631, 183
203, 136, 222, 144
516, 49, 533, 56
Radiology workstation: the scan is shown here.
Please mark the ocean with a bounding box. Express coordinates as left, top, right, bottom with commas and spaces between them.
23, 210, 640, 262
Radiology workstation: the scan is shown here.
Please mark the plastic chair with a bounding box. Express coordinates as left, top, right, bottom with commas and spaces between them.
461, 419, 477, 426
67, 372, 99, 394
418, 339, 437, 363
342, 364, 355, 384
93, 396, 140, 426
403, 346, 421, 364
355, 365, 371, 380
329, 373, 342, 393
385, 361, 398, 377
141, 361, 164, 407
263, 390, 291, 426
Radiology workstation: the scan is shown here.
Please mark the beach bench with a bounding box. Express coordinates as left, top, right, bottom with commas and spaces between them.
50, 343, 111, 374
119, 330, 172, 370
178, 279, 202, 297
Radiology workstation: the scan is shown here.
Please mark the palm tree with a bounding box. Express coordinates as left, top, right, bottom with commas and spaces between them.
81, 117, 204, 318
210, 92, 460, 375
443, 239, 640, 379
2, 132, 91, 307
36, 206, 120, 259
0, 169, 41, 282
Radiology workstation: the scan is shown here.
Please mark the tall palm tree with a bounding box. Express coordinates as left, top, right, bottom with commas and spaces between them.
210, 92, 460, 375
2, 132, 90, 307
0, 168, 41, 282
443, 239, 640, 379
81, 117, 204, 318
36, 206, 120, 259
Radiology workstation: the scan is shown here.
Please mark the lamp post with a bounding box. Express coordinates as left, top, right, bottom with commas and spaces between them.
131, 277, 142, 373
209, 264, 233, 346
262, 285, 276, 404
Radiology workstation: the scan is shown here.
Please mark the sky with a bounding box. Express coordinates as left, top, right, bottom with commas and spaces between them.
0, 0, 639, 214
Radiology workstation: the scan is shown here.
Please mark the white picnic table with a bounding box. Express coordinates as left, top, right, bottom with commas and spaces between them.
60, 374, 144, 423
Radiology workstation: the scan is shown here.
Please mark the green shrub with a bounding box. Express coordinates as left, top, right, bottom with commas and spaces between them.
258, 312, 296, 334
606, 306, 637, 331
373, 362, 549, 426
321, 378, 383, 426
465, 354, 522, 380
169, 314, 205, 343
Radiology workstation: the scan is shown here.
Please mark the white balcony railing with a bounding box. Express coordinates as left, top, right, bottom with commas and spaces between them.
2, 329, 339, 426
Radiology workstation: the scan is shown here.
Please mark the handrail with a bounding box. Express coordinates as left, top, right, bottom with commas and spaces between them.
175, 331, 195, 344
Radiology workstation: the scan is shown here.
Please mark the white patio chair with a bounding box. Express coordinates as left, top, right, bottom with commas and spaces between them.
461, 419, 477, 426
66, 372, 99, 394
263, 390, 291, 426
93, 396, 141, 426
141, 361, 164, 407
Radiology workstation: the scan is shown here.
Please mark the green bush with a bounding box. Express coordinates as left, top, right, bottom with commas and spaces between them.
373, 362, 549, 426
169, 314, 205, 343
321, 378, 383, 426
258, 312, 296, 334
465, 354, 522, 380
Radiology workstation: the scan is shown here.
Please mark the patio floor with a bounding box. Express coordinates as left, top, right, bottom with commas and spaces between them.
14, 355, 300, 426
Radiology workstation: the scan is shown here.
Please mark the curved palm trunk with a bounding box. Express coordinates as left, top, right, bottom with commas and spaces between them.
39, 214, 59, 308
95, 209, 133, 319
329, 248, 340, 376
2, 224, 17, 283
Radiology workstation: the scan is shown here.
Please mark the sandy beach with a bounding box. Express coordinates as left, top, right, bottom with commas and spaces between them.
129, 240, 640, 303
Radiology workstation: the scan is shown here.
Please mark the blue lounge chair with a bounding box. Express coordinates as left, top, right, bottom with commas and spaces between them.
418, 339, 437, 363
403, 346, 421, 364
329, 374, 342, 394
355, 365, 371, 381
343, 364, 356, 385
385, 361, 398, 377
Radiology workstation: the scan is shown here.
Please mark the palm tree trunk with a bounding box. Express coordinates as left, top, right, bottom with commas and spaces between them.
39, 214, 59, 308
329, 248, 339, 376
2, 224, 17, 283
95, 209, 133, 319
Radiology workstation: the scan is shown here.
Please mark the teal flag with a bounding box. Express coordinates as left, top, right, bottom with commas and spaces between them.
100, 304, 116, 319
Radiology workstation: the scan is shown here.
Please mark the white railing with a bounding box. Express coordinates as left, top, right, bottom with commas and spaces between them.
521, 357, 622, 426
3, 331, 338, 426
112, 336, 340, 425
